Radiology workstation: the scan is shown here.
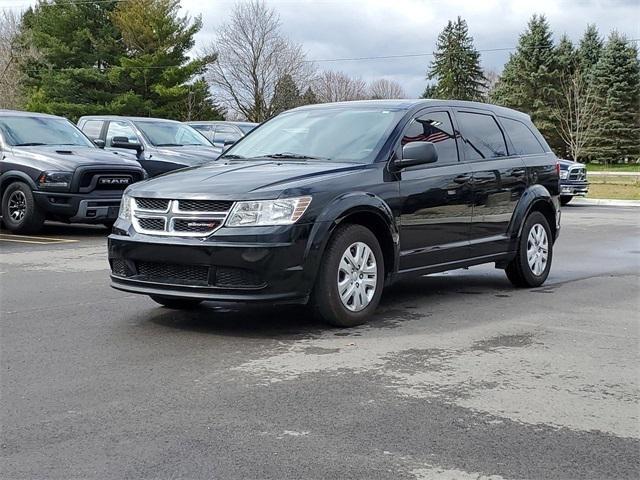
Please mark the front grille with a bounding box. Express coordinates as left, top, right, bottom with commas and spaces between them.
79, 169, 143, 192
173, 219, 222, 233
138, 217, 165, 230
136, 198, 169, 210
568, 168, 586, 181
177, 200, 233, 212
111, 259, 130, 277
215, 267, 265, 289
136, 262, 209, 286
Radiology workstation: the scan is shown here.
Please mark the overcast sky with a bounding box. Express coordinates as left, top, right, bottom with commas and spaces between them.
3, 0, 638, 96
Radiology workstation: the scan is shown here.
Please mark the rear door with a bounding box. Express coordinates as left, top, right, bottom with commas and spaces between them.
454, 109, 528, 256
397, 108, 474, 271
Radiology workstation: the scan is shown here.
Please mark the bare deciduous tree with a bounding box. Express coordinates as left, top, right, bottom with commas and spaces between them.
0, 10, 26, 109
314, 70, 367, 103
204, 0, 314, 122
368, 78, 406, 99
551, 71, 599, 162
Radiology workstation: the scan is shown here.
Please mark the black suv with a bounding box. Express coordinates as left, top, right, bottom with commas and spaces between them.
109, 100, 561, 327
77, 116, 221, 177
559, 158, 588, 205
0, 110, 145, 233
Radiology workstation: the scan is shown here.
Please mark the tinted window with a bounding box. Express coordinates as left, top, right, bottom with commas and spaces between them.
106, 121, 139, 147
136, 121, 210, 147
81, 120, 104, 140
0, 116, 94, 147
213, 125, 241, 145
456, 111, 507, 160
189, 124, 214, 141
500, 117, 544, 155
402, 111, 458, 164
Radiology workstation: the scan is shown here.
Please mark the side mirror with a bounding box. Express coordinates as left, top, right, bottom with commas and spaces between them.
395, 142, 438, 169
93, 138, 105, 148
111, 136, 143, 154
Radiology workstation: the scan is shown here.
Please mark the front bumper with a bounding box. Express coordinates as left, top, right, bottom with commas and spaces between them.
560, 181, 589, 197
108, 222, 317, 304
33, 190, 123, 223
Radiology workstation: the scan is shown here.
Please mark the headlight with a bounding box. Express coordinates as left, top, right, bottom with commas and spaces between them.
226, 196, 312, 227
37, 171, 72, 190
118, 191, 132, 221
560, 170, 568, 180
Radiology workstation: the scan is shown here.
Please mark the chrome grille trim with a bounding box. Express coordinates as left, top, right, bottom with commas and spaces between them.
131, 198, 232, 237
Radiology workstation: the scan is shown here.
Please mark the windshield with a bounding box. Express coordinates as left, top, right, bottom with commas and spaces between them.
225, 107, 404, 163
135, 121, 212, 147
0, 115, 94, 147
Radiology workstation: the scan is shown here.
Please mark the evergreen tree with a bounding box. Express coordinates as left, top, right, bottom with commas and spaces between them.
555, 35, 576, 77
576, 24, 603, 80
271, 74, 301, 115
428, 17, 485, 101
586, 33, 640, 163
300, 87, 319, 105
110, 0, 214, 119
491, 15, 559, 151
421, 84, 438, 99
20, 0, 123, 119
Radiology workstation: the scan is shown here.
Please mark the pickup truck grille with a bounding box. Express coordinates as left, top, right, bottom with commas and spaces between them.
568, 167, 587, 181
78, 169, 144, 193
131, 198, 232, 237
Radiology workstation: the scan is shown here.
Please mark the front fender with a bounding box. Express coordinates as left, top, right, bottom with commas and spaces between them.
0, 170, 38, 194
508, 184, 559, 240
301, 192, 399, 289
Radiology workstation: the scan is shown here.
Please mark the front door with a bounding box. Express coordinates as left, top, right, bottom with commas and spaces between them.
454, 109, 527, 256
398, 109, 474, 271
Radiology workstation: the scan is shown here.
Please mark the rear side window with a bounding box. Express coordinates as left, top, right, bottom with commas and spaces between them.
500, 117, 545, 155
81, 120, 104, 140
190, 124, 213, 141
456, 111, 508, 160
213, 125, 241, 145
402, 111, 459, 164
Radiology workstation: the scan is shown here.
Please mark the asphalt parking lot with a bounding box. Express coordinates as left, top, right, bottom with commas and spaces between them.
1, 205, 639, 479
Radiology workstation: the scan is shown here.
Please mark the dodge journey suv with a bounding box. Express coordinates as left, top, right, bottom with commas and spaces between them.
109, 100, 561, 327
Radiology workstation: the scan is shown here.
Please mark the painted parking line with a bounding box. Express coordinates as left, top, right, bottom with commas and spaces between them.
0, 234, 78, 245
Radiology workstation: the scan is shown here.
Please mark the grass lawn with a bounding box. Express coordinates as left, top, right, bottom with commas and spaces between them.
586, 163, 640, 172
588, 183, 640, 200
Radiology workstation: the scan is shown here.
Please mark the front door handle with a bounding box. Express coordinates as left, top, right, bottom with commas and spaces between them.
454, 174, 472, 184
511, 168, 526, 177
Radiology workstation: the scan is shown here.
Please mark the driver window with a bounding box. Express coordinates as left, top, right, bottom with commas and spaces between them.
402, 111, 459, 164
106, 121, 138, 147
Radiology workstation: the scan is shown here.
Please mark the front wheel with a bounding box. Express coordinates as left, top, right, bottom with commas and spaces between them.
560, 196, 573, 206
1, 182, 46, 234
149, 295, 203, 309
505, 211, 553, 288
311, 224, 384, 327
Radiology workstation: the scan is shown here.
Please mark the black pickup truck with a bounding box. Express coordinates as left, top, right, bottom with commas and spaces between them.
0, 110, 145, 233
109, 100, 561, 327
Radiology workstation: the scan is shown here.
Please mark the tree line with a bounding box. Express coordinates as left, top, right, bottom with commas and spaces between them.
1, 1, 638, 163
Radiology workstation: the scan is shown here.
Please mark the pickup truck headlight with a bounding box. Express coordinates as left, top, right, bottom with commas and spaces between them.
118, 191, 132, 221
37, 171, 73, 191
559, 170, 568, 180
226, 196, 312, 227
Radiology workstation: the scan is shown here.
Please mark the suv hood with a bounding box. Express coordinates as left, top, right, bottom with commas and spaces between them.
150, 145, 221, 165
10, 145, 142, 171
129, 160, 365, 199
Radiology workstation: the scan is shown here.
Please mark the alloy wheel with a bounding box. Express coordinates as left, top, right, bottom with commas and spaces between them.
337, 241, 377, 312
527, 223, 548, 276
8, 190, 27, 223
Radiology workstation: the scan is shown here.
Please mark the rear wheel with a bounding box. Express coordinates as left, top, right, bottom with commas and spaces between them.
1, 182, 45, 234
311, 224, 384, 327
505, 211, 553, 288
560, 196, 573, 206
149, 295, 203, 309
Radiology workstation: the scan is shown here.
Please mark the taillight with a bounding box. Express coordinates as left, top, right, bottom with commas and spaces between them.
555, 160, 560, 176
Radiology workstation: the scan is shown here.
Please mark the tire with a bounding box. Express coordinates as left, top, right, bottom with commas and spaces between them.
560, 196, 573, 206
311, 224, 384, 327
103, 221, 116, 230
149, 295, 203, 309
505, 211, 553, 288
1, 182, 45, 234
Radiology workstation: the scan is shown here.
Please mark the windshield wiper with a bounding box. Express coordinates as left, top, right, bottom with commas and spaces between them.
155, 143, 183, 147
262, 152, 326, 160
220, 154, 245, 159
14, 142, 47, 146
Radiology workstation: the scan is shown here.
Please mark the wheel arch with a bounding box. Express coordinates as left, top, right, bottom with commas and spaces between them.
509, 184, 559, 242
1, 171, 38, 198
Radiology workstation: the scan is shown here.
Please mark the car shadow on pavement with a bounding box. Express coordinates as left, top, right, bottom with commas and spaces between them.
145, 269, 514, 337
0, 221, 110, 237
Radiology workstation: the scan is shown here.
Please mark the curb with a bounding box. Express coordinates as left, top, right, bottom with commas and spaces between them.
571, 198, 640, 207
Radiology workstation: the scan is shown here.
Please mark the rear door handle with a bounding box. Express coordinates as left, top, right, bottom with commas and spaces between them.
454, 174, 472, 184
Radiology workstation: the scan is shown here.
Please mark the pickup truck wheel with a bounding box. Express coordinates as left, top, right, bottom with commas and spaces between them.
505, 211, 553, 288
1, 182, 45, 234
560, 196, 573, 206
311, 224, 384, 327
149, 295, 203, 309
